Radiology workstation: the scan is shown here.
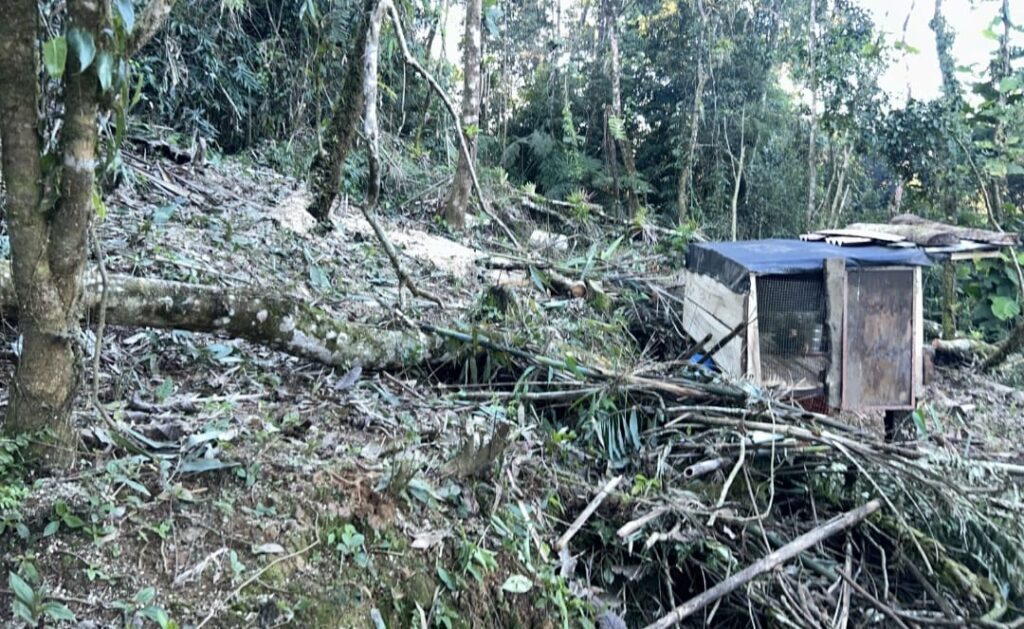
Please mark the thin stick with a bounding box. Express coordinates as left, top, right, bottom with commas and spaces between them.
643, 499, 882, 629
385, 0, 519, 247
707, 432, 745, 527
835, 562, 912, 629
616, 506, 669, 539
555, 475, 623, 551
195, 540, 320, 628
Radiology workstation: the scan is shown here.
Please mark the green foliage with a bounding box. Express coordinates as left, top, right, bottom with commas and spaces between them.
42, 36, 67, 78
112, 587, 178, 629
67, 27, 96, 72
958, 256, 1023, 339
136, 0, 364, 150
326, 522, 370, 568
0, 434, 30, 515
8, 571, 76, 626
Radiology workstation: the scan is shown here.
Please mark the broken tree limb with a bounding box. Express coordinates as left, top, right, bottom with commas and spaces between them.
683, 456, 734, 479
420, 324, 745, 402
0, 264, 438, 371
644, 499, 882, 629
385, 0, 519, 247
556, 475, 623, 551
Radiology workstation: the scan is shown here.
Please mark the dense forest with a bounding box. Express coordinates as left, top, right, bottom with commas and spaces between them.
1, 0, 1023, 626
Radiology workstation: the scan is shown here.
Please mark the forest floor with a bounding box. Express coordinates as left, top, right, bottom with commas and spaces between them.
2, 151, 1024, 628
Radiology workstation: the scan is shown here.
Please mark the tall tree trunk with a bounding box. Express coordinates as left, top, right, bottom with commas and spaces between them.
727, 109, 747, 241
443, 0, 483, 230
363, 0, 385, 209
990, 0, 1011, 223
413, 0, 448, 150
805, 0, 818, 228
2, 0, 174, 465
929, 0, 959, 101
307, 0, 377, 226
0, 0, 103, 465
677, 0, 709, 226
929, 0, 962, 221
605, 2, 641, 217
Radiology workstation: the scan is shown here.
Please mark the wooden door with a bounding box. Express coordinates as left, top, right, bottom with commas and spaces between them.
843, 268, 915, 409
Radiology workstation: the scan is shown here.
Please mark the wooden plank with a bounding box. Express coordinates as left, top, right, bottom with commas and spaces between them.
824, 236, 873, 246
815, 228, 906, 243
824, 259, 846, 409
913, 266, 923, 400
680, 270, 746, 328
948, 249, 1005, 261
681, 300, 744, 376
843, 269, 915, 409
745, 274, 761, 381
680, 275, 746, 377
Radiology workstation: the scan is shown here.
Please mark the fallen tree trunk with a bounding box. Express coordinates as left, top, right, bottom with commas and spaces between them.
983, 320, 1024, 371
932, 338, 996, 365
0, 264, 438, 371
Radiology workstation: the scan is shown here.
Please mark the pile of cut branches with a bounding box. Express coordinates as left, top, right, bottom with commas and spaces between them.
426, 238, 1024, 628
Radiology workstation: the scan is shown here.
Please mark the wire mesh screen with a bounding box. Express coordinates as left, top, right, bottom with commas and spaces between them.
756, 273, 828, 389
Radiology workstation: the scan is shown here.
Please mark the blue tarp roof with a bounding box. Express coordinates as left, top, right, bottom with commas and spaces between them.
687, 239, 932, 292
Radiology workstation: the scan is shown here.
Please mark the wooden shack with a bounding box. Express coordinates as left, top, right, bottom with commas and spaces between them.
681, 216, 1020, 413
683, 240, 933, 411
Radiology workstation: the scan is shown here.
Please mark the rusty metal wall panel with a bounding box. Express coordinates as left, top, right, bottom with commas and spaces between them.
843, 269, 915, 408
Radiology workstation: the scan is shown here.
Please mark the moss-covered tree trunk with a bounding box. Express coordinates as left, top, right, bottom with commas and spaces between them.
0, 265, 438, 372
0, 0, 104, 466
1, 0, 174, 466
443, 0, 482, 230
307, 0, 378, 226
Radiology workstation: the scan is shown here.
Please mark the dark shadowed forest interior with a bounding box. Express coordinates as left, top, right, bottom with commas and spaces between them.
1, 0, 1024, 626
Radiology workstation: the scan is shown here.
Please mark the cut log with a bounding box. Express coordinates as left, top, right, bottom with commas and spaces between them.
842, 217, 1018, 248
844, 222, 960, 247
932, 338, 995, 365
0, 264, 439, 371
891, 214, 1020, 246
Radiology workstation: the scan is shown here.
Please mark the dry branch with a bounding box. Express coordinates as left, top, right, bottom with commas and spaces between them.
644, 499, 882, 629
556, 475, 623, 551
